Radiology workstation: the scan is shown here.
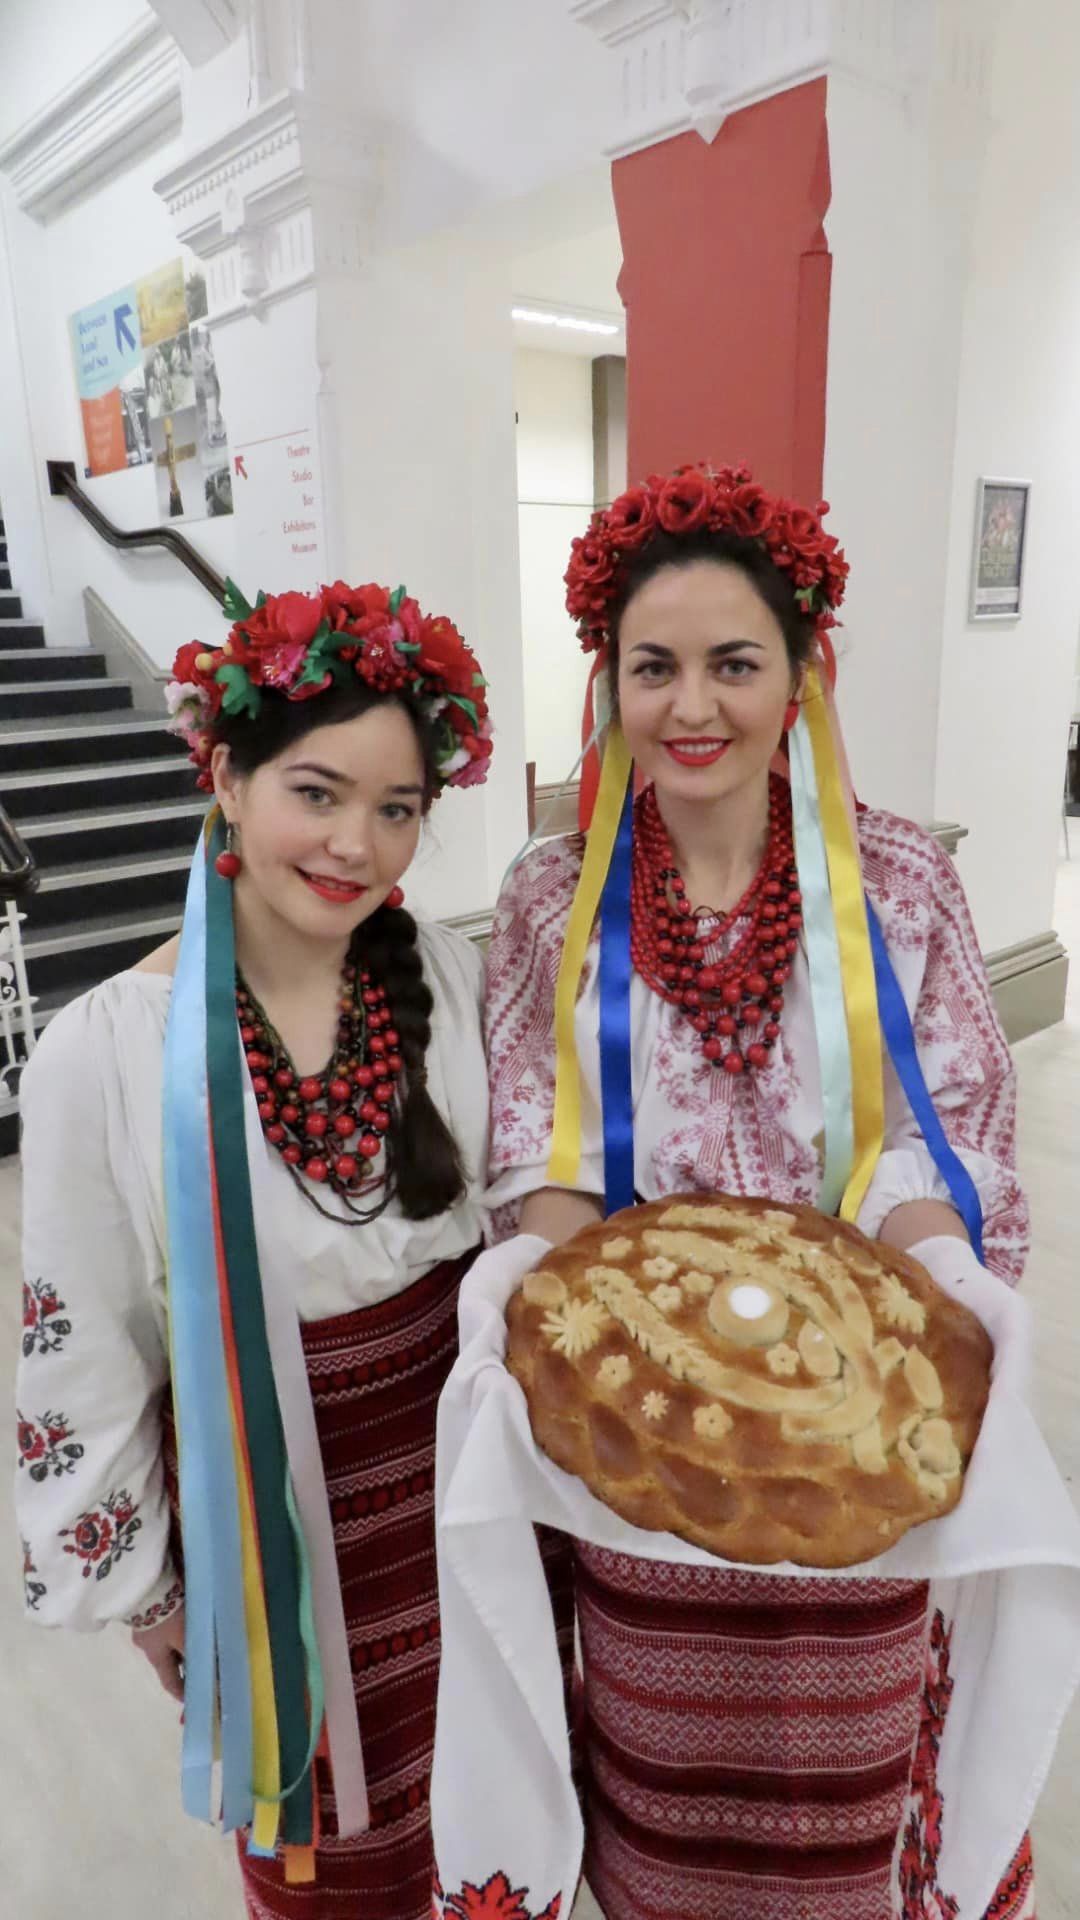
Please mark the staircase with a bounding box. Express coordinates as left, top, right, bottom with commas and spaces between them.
0, 513, 204, 1150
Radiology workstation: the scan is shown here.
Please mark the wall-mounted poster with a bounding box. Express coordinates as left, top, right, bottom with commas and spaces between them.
969, 477, 1030, 621
69, 256, 232, 522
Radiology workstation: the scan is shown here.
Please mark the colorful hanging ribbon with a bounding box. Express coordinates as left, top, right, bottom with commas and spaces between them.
787, 712, 855, 1215
597, 778, 636, 1213
799, 665, 885, 1222
547, 726, 633, 1191
163, 813, 368, 1885
866, 900, 986, 1259
566, 677, 986, 1251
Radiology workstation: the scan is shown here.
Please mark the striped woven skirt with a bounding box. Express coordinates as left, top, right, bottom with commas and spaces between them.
237, 1251, 478, 1920
573, 1543, 1035, 1920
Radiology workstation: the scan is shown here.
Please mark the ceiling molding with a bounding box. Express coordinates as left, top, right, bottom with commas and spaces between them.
571, 0, 995, 157
146, 0, 242, 67
154, 92, 379, 327
0, 16, 182, 223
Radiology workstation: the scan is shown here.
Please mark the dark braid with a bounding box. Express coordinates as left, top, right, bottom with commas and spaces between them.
352, 902, 466, 1219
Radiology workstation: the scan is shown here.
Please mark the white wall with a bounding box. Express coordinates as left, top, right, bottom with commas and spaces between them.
515, 348, 595, 787
934, 0, 1080, 955
0, 130, 325, 668
823, 68, 968, 829
324, 224, 528, 922
0, 0, 152, 146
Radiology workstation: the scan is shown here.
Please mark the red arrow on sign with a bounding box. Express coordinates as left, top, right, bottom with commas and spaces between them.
234, 454, 248, 479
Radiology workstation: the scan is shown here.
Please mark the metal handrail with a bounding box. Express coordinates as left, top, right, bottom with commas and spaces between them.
0, 804, 37, 901
47, 459, 227, 606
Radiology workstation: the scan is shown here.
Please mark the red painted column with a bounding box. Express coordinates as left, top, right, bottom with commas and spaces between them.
612, 79, 831, 502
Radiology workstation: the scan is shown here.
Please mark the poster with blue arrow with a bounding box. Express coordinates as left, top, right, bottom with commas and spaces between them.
68, 254, 232, 518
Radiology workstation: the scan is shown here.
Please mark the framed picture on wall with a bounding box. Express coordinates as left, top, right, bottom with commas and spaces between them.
969, 477, 1031, 621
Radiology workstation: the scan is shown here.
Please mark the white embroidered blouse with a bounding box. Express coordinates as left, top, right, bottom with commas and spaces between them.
15, 921, 488, 1632
483, 809, 1028, 1284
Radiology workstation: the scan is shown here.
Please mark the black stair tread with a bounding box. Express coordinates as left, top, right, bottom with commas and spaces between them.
22, 905, 183, 958
0, 645, 100, 658
0, 676, 131, 693
3, 754, 193, 790
20, 796, 207, 835
37, 850, 192, 889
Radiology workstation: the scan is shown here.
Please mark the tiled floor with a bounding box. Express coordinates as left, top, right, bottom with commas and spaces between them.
2, 863, 1077, 1919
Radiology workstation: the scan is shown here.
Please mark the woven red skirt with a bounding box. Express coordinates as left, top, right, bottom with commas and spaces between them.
573, 1543, 1035, 1920
237, 1251, 477, 1920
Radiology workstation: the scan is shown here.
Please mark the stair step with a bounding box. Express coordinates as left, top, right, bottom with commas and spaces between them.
3, 755, 194, 818
37, 850, 192, 891
25, 850, 191, 929
0, 593, 22, 618
0, 679, 133, 718
0, 714, 185, 774
0, 568, 11, 591
22, 906, 182, 998
19, 795, 206, 862
0, 621, 45, 648
0, 647, 106, 683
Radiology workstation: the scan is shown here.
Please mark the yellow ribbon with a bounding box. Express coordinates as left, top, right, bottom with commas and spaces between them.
801, 666, 884, 1221
546, 725, 633, 1189
230, 1406, 281, 1853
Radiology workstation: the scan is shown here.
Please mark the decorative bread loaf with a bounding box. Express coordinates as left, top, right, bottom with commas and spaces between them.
505, 1195, 992, 1568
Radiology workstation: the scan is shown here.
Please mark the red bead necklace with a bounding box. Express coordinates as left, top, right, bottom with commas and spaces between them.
630, 774, 802, 1075
237, 960, 404, 1215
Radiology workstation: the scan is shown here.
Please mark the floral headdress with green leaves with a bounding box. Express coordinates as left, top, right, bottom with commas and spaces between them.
166, 579, 493, 793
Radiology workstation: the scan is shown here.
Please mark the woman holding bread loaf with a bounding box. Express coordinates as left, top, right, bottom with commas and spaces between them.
459, 465, 1034, 1920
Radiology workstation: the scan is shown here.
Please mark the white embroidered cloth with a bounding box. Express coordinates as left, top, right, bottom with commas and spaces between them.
432, 1234, 1080, 1920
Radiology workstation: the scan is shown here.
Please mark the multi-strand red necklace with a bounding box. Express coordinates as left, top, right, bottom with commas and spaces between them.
630, 773, 802, 1074
237, 960, 403, 1213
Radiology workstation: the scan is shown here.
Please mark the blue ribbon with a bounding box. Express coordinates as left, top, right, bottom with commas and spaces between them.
163, 830, 254, 1832
865, 897, 985, 1260
598, 778, 636, 1214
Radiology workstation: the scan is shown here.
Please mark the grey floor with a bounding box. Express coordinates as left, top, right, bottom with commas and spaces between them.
3, 861, 1078, 1919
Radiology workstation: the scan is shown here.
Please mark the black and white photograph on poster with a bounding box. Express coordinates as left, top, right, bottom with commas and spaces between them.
144, 330, 196, 420
192, 324, 227, 456
185, 263, 208, 323
203, 462, 234, 518
118, 365, 151, 466
150, 405, 200, 520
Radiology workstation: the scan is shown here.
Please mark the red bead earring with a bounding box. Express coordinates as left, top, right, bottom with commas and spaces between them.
385, 885, 405, 910
782, 701, 800, 734
215, 823, 242, 880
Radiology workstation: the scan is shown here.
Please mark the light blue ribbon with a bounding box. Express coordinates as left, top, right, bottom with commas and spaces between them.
163, 831, 254, 1832
788, 718, 855, 1215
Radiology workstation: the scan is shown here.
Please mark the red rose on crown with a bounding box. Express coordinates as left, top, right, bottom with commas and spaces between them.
322, 580, 391, 634
656, 469, 713, 534
416, 616, 484, 703
605, 486, 656, 553
728, 483, 776, 536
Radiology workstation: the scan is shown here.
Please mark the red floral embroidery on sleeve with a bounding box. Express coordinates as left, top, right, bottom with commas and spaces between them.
60, 1490, 141, 1581
16, 1409, 85, 1482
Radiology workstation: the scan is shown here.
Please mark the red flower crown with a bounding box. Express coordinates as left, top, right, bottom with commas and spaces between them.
564, 462, 849, 655
166, 580, 493, 794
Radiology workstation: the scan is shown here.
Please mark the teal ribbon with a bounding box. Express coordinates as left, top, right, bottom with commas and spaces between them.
163, 831, 254, 1832
203, 815, 316, 1846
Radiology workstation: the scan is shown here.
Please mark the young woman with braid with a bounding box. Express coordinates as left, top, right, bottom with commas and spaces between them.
14, 582, 494, 1918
